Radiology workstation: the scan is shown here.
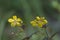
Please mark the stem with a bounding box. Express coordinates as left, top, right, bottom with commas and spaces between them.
49, 31, 59, 39
46, 30, 49, 37
44, 28, 49, 38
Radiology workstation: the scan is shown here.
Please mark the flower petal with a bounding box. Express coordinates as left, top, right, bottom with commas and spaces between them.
44, 20, 48, 24
36, 16, 40, 20
16, 22, 22, 26
13, 15, 17, 20
38, 23, 43, 27
30, 21, 37, 26
11, 23, 16, 27
17, 18, 22, 21
8, 18, 14, 23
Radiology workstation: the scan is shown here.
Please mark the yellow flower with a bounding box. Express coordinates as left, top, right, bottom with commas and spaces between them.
30, 16, 48, 28
8, 15, 23, 27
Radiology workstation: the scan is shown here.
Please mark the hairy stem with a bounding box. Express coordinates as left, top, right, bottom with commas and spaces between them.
49, 31, 59, 39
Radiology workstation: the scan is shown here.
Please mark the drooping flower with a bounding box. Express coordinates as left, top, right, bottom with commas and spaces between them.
30, 16, 48, 28
8, 15, 23, 27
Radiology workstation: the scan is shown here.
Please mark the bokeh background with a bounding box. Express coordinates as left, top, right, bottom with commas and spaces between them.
0, 0, 60, 40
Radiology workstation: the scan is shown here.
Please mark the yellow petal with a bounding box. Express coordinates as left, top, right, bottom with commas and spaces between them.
13, 15, 17, 20
44, 20, 48, 24
30, 21, 35, 24
8, 18, 14, 23
30, 21, 37, 26
32, 24, 37, 26
38, 23, 43, 27
36, 16, 40, 20
16, 22, 22, 26
11, 23, 16, 27
32, 22, 37, 26
17, 18, 22, 21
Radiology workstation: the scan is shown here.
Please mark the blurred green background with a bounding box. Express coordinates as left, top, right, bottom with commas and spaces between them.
0, 0, 60, 40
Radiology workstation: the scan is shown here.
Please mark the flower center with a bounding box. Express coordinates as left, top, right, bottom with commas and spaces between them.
13, 20, 17, 25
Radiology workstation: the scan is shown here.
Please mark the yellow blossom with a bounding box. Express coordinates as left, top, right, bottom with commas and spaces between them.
8, 15, 23, 27
30, 16, 48, 28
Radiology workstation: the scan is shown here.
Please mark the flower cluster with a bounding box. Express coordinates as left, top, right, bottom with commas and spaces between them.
30, 16, 48, 28
8, 15, 23, 27
8, 16, 48, 28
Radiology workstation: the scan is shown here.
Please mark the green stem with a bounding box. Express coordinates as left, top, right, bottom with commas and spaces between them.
44, 28, 49, 38
49, 31, 59, 39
